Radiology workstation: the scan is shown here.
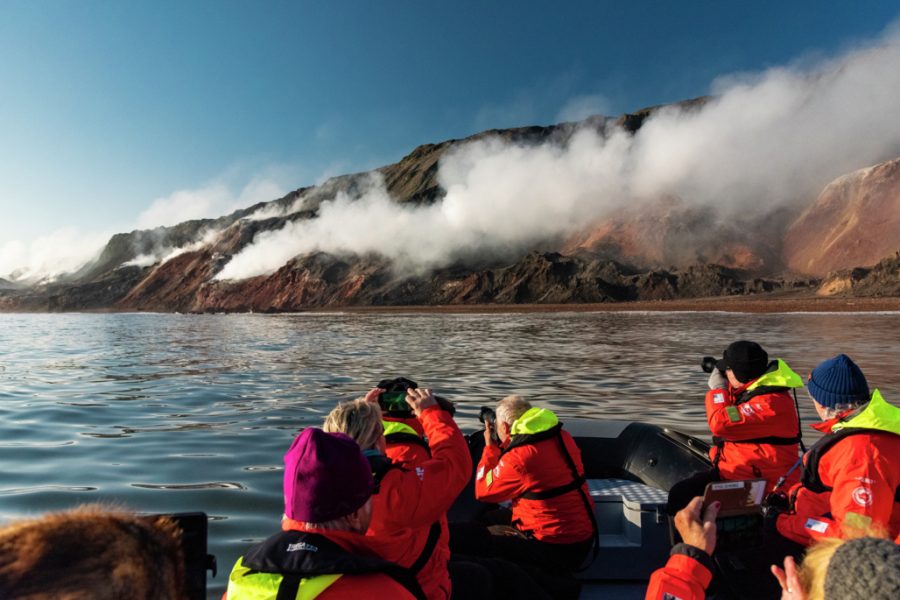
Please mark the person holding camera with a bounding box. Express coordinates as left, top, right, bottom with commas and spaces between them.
473, 395, 596, 595
773, 354, 900, 546
668, 340, 804, 515
227, 428, 424, 599
323, 388, 471, 600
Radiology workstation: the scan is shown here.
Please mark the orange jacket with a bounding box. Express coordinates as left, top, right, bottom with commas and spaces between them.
705, 359, 803, 492
367, 406, 472, 599
776, 391, 900, 545
645, 544, 713, 600
383, 417, 431, 468
475, 408, 594, 544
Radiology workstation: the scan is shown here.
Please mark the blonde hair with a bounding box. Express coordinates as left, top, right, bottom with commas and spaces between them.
323, 398, 384, 450
798, 525, 891, 600
0, 504, 186, 600
799, 537, 843, 600
496, 395, 531, 428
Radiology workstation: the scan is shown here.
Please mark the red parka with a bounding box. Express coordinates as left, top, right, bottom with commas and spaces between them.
777, 390, 900, 545
705, 359, 803, 492
383, 418, 430, 468
367, 405, 472, 599
475, 407, 594, 544
645, 544, 713, 600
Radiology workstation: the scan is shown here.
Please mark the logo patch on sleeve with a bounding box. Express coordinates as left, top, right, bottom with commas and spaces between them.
844, 511, 873, 530
726, 406, 741, 423
485, 469, 494, 487
804, 518, 829, 533
851, 487, 873, 507
713, 393, 725, 405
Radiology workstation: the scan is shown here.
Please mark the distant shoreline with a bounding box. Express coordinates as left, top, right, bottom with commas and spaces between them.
303, 296, 900, 315
1, 296, 898, 315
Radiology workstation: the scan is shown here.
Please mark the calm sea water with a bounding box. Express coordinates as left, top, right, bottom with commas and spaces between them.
1, 311, 898, 597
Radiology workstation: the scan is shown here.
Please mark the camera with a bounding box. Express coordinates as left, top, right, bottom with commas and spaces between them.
479, 406, 501, 445
376, 377, 417, 416
701, 356, 720, 374
479, 406, 496, 426
379, 390, 411, 415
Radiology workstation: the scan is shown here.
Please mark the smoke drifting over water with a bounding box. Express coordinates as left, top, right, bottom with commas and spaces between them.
216, 26, 900, 281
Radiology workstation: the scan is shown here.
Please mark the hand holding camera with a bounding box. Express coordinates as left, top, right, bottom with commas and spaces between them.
702, 355, 728, 390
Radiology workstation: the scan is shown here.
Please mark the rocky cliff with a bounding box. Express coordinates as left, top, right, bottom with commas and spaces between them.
1, 98, 897, 313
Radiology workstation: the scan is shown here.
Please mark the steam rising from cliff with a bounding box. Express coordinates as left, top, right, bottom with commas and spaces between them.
216, 26, 900, 281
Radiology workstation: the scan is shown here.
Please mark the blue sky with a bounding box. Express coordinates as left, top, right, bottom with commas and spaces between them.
1, 0, 899, 275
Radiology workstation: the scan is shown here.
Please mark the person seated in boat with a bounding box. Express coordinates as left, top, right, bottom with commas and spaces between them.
323, 389, 472, 600
667, 340, 804, 515
226, 428, 424, 599
772, 354, 900, 547
473, 395, 596, 577
0, 504, 187, 600
368, 376, 457, 468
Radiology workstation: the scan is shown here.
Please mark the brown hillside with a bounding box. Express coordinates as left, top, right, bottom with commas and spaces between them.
784, 157, 900, 276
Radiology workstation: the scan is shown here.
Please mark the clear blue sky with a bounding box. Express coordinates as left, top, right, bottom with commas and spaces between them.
1, 0, 899, 251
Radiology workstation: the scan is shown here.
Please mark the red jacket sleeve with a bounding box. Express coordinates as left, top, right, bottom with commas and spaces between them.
777, 435, 898, 544
374, 406, 472, 531
705, 387, 795, 441
474, 443, 533, 503
645, 544, 714, 600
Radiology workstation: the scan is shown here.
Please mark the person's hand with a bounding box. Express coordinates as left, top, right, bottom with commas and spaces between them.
405, 388, 437, 416
364, 388, 384, 404
707, 369, 728, 390
674, 497, 720, 555
771, 555, 807, 600
484, 420, 497, 447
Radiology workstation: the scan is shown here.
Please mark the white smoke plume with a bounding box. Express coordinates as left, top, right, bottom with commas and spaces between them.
137, 177, 287, 229
122, 229, 221, 269
216, 24, 900, 282
0, 228, 110, 283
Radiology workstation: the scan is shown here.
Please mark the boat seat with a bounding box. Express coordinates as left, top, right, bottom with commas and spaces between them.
588, 478, 668, 507
581, 478, 670, 581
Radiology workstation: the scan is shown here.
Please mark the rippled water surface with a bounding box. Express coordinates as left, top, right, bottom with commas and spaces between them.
1, 311, 898, 596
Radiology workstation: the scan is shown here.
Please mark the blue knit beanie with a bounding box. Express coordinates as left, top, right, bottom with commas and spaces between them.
807, 354, 870, 409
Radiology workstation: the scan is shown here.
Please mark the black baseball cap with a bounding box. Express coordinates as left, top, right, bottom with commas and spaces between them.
716, 341, 769, 383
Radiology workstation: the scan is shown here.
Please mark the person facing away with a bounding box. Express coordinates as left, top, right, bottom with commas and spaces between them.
323, 388, 472, 600
0, 504, 187, 600
774, 354, 900, 546
474, 395, 596, 571
371, 377, 440, 468
226, 428, 424, 600
668, 340, 804, 514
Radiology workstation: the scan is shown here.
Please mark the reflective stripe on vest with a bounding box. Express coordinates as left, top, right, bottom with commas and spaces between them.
227, 557, 342, 600
382, 421, 419, 437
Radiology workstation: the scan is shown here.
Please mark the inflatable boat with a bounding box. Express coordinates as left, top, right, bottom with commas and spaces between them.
450, 419, 714, 599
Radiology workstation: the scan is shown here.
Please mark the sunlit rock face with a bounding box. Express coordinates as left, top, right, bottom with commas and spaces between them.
785, 157, 900, 276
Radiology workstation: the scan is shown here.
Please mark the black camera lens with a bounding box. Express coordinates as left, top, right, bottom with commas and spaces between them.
701, 356, 718, 373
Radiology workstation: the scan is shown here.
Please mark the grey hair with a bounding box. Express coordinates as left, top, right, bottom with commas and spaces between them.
807, 388, 868, 420
323, 398, 384, 451
496, 395, 532, 427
